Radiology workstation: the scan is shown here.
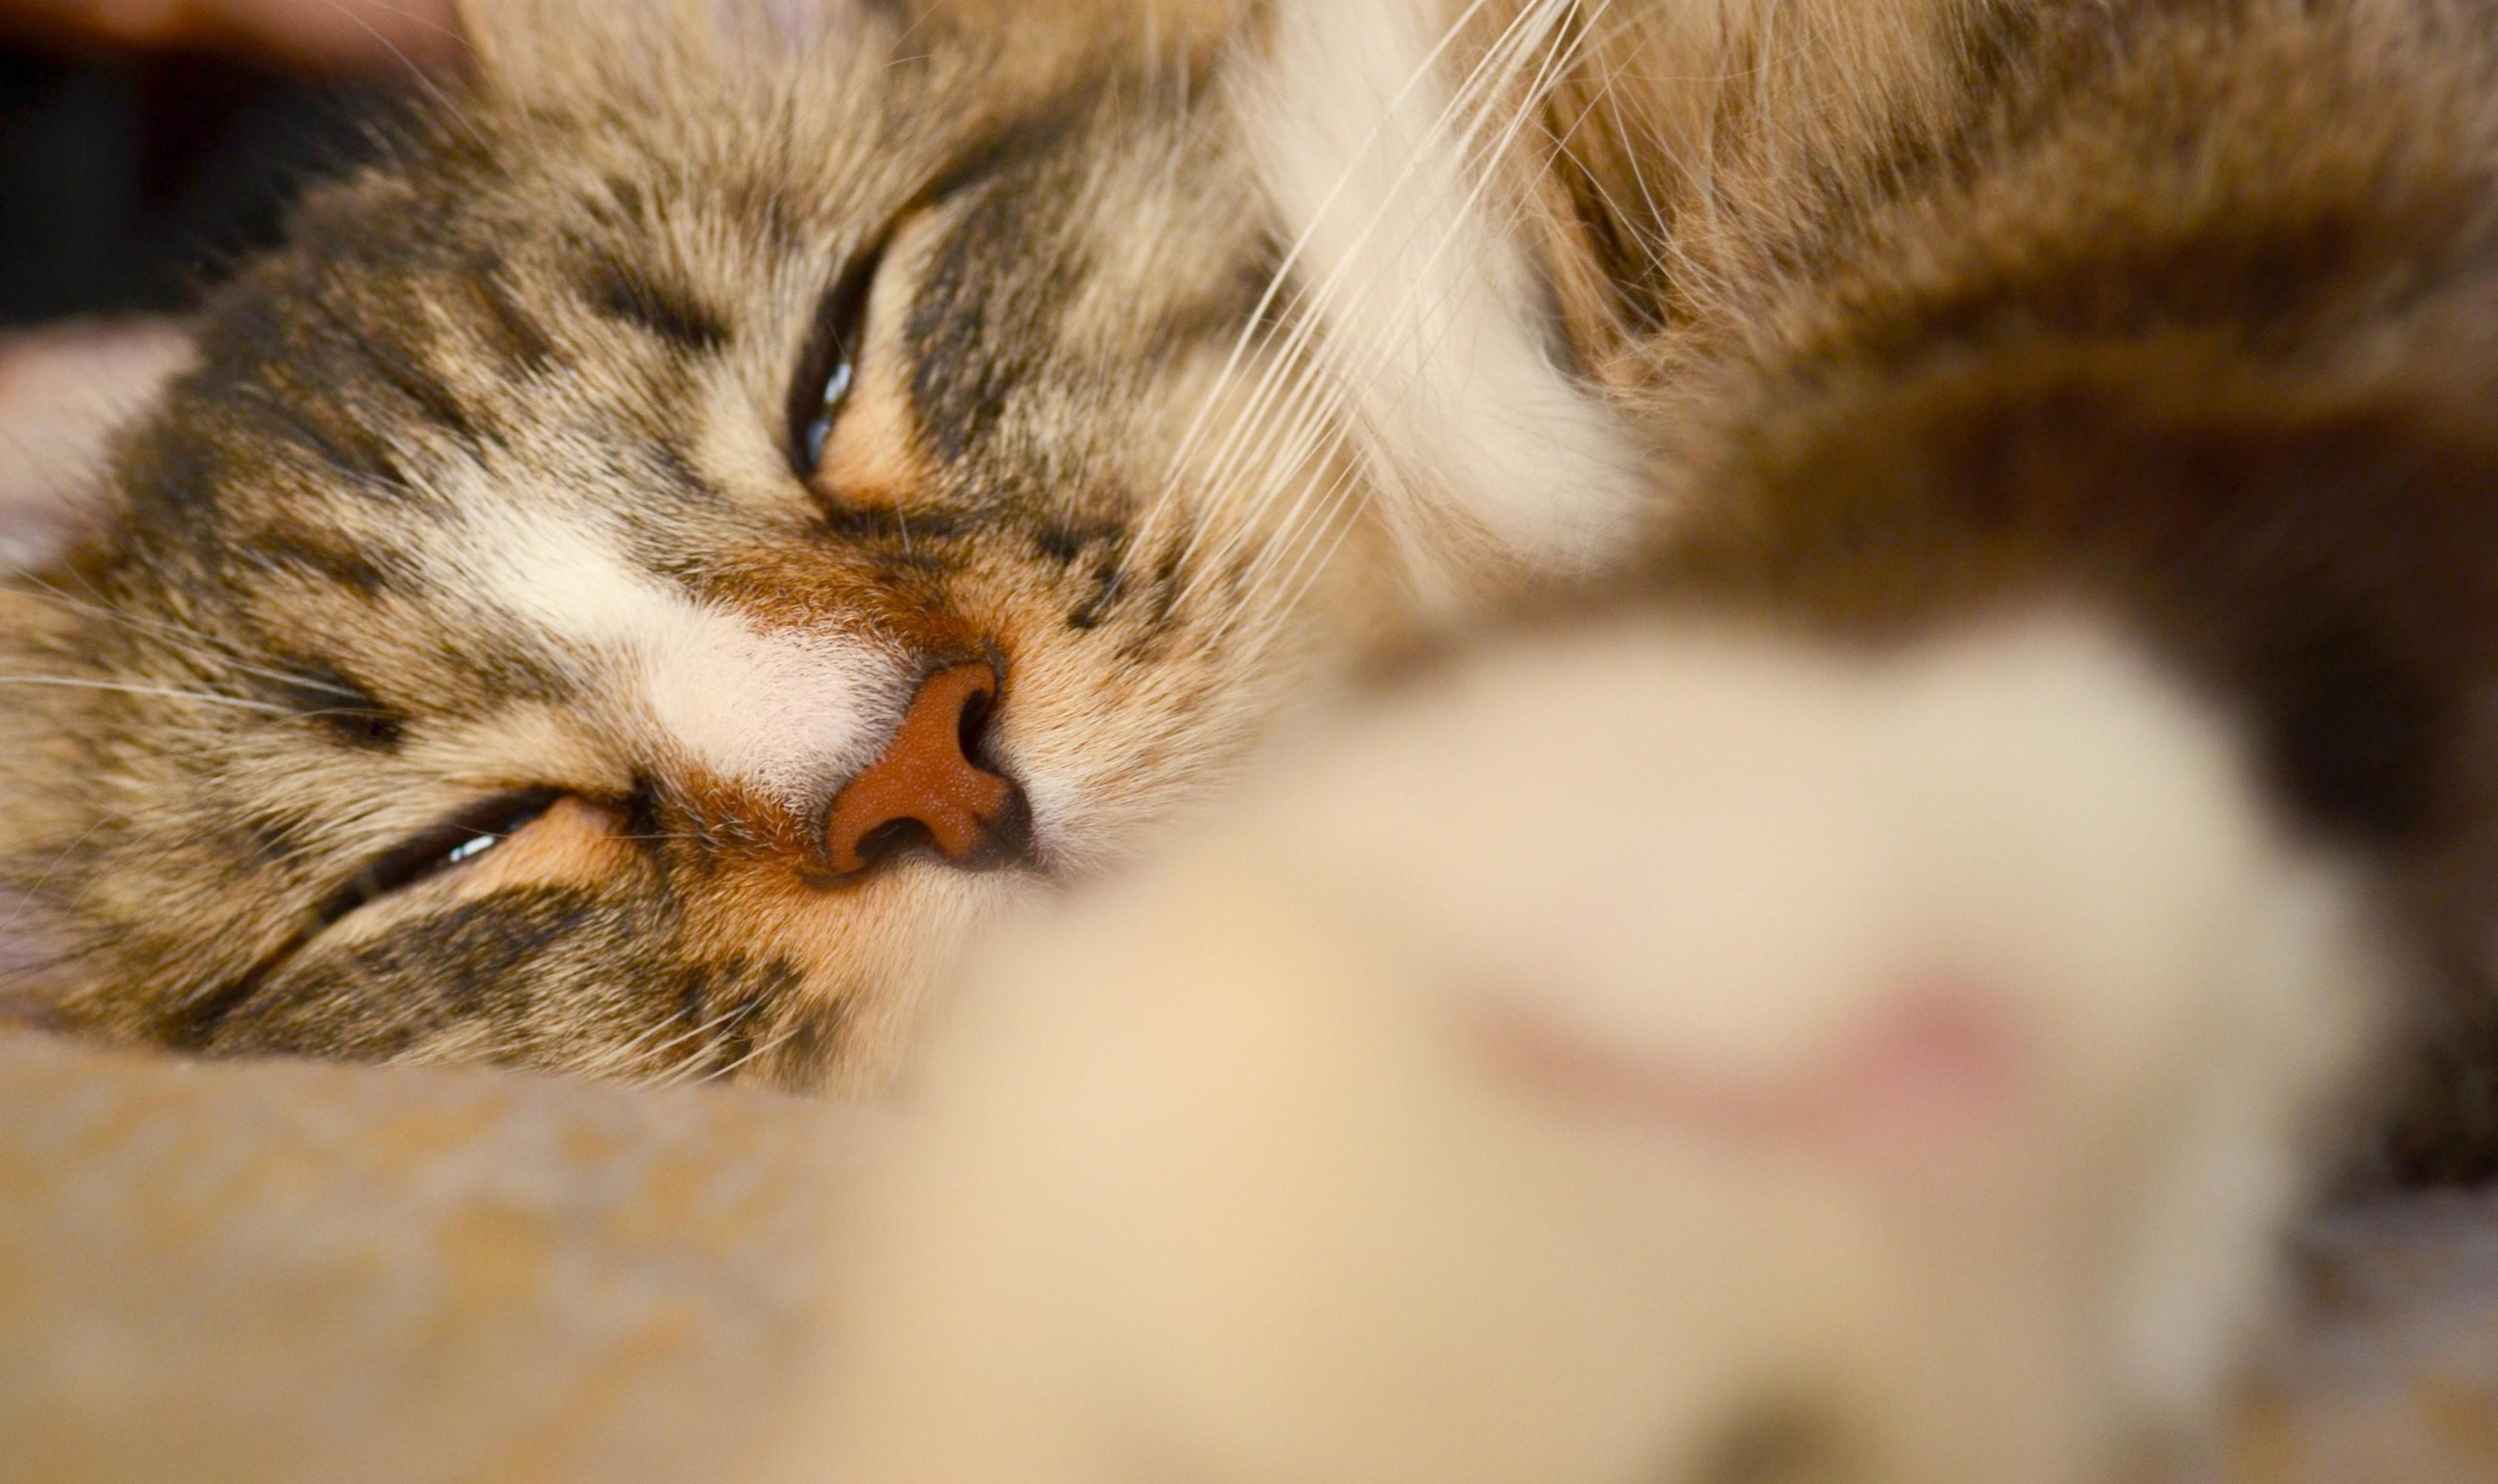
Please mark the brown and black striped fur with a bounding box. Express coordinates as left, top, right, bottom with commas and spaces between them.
11, 0, 2498, 1205
0, 0, 1392, 1088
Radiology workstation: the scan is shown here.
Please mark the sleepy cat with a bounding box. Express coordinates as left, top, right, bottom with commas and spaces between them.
0, 0, 1491, 1085
11, 0, 2498, 1474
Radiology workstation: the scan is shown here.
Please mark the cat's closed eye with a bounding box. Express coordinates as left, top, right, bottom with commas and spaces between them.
788, 239, 890, 482
313, 789, 568, 928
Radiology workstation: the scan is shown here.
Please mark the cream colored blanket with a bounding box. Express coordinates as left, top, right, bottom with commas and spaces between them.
4, 1030, 2496, 1482
0, 1033, 854, 1482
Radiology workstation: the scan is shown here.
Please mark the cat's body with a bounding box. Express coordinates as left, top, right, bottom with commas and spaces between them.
10, 0, 2498, 1476
1564, 0, 2498, 1186
1256, 0, 2498, 1185
803, 5, 2498, 1476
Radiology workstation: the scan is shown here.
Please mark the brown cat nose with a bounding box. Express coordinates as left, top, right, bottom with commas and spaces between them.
824, 662, 1033, 878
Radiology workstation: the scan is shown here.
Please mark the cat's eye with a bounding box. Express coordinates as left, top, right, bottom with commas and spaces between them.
787, 242, 890, 481
316, 788, 565, 926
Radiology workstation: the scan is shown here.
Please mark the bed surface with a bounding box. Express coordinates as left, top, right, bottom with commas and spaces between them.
4, 1030, 2496, 1482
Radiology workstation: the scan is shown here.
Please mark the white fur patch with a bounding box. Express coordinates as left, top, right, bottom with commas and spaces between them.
803, 610, 2390, 1481
448, 507, 909, 806
1296, 612, 2386, 1423
642, 616, 912, 806
1244, 0, 1648, 584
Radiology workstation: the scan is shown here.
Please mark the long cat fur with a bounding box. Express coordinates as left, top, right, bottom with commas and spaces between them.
788, 0, 2498, 1478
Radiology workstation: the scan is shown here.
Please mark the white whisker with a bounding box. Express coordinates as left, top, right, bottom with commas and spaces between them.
0, 676, 288, 713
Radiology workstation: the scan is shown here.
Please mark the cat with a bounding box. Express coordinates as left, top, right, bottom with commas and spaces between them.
10, 0, 2498, 1474
0, 0, 1512, 1086
762, 0, 2498, 1478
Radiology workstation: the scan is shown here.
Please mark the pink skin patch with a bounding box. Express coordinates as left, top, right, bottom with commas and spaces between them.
1471, 987, 2027, 1155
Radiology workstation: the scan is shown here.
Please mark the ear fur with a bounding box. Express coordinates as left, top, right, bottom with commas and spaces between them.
451, 0, 912, 94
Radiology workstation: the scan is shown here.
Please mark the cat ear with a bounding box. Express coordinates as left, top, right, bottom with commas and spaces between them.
451, 0, 874, 89
0, 321, 187, 576
451, 0, 705, 94
720, 0, 1252, 58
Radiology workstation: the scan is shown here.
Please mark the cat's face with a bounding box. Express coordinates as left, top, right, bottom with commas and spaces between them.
0, 0, 1383, 1086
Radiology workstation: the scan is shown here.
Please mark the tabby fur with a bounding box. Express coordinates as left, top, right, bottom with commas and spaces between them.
0, 0, 1402, 1086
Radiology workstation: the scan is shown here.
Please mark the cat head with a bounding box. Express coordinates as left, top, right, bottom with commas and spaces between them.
0, 0, 1437, 1083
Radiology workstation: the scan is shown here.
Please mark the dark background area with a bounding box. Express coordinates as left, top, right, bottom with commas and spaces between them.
0, 46, 399, 327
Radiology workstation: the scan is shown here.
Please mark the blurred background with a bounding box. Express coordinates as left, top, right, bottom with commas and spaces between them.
0, 0, 455, 328
0, 51, 376, 325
